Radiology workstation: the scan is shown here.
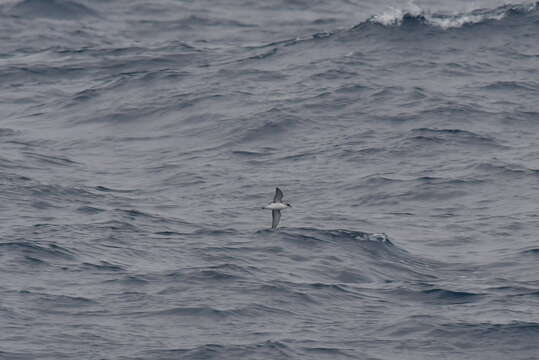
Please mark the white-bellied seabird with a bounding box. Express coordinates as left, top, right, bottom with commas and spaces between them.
263, 187, 292, 229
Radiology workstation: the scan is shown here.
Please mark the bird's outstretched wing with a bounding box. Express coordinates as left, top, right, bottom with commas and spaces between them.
273, 187, 283, 203
272, 210, 281, 229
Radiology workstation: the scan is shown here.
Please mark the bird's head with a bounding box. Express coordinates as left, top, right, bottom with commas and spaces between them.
286, 202, 292, 208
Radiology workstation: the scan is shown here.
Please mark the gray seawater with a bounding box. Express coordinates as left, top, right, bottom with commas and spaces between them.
2, 0, 539, 359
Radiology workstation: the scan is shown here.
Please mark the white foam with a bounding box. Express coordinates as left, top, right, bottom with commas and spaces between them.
369, 5, 422, 26
367, 2, 538, 30
427, 13, 506, 29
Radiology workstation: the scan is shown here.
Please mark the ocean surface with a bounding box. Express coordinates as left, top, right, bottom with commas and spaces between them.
2, 0, 539, 359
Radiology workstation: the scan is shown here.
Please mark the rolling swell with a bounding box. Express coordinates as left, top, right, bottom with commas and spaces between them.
2, 0, 539, 359
238, 2, 539, 56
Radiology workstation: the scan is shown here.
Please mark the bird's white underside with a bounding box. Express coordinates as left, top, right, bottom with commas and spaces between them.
264, 203, 289, 210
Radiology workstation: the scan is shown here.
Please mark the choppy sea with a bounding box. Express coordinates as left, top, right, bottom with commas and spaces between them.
2, 0, 539, 359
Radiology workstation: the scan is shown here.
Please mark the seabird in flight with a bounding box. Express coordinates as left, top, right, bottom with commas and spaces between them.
263, 187, 292, 229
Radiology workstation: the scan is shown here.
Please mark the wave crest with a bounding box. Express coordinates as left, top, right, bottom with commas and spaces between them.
365, 2, 537, 30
